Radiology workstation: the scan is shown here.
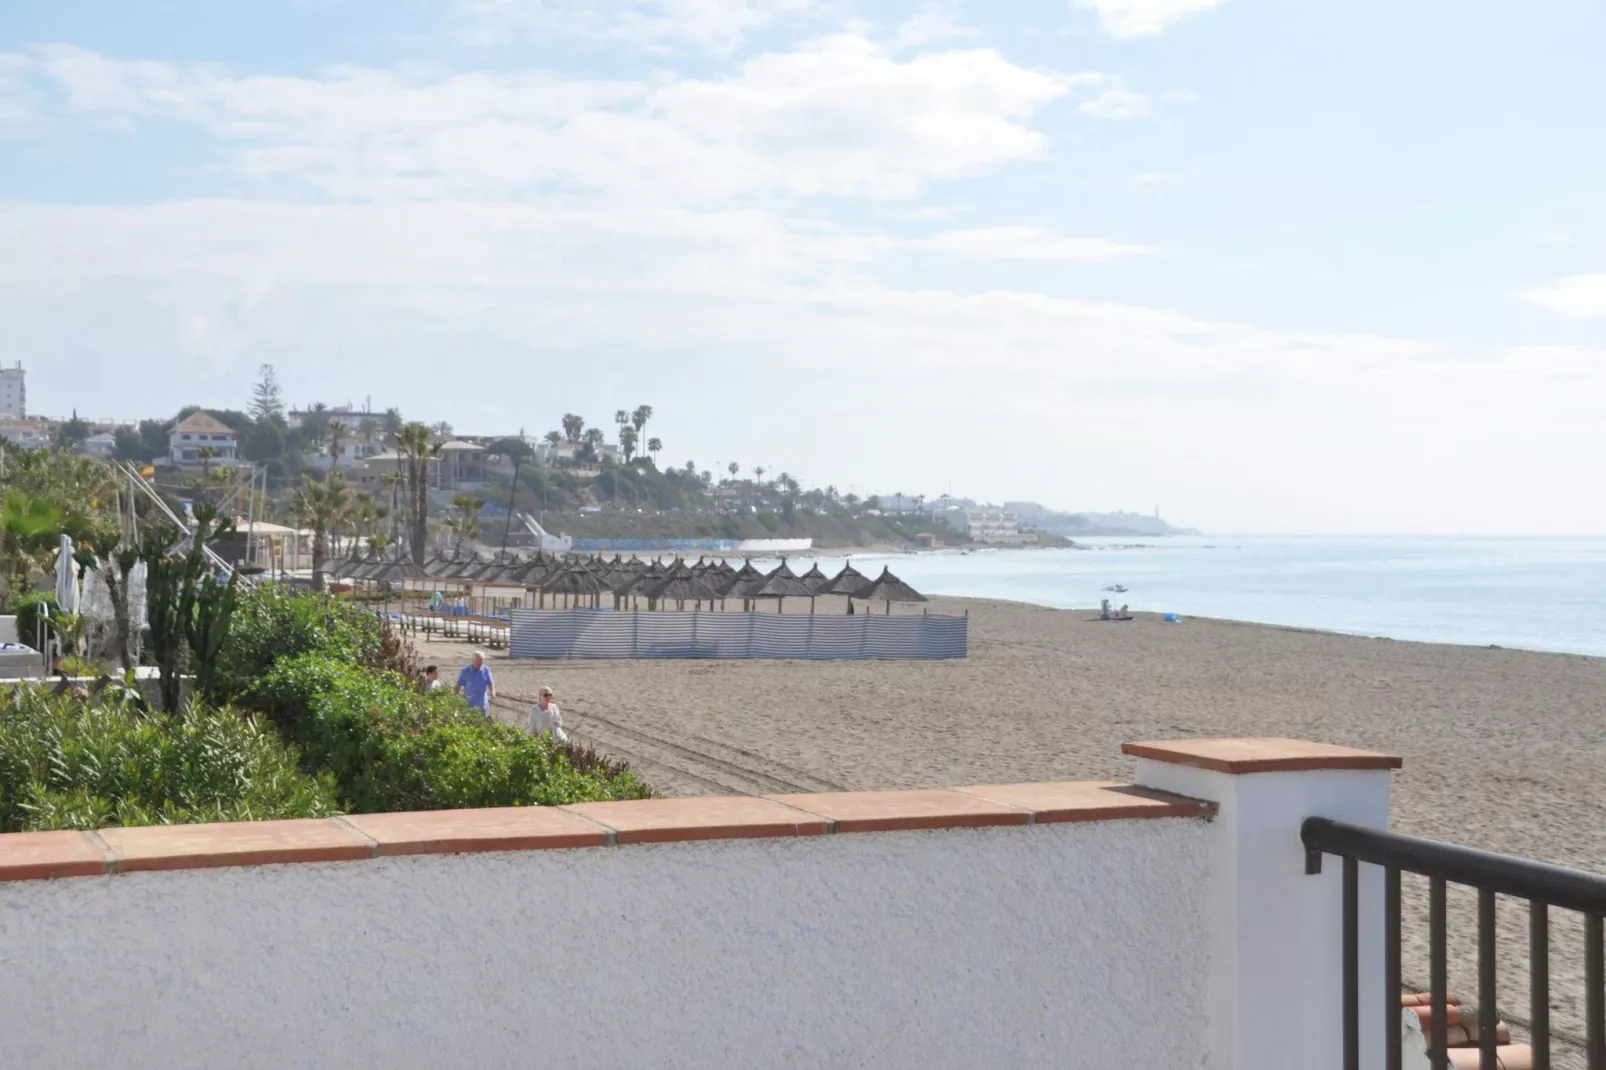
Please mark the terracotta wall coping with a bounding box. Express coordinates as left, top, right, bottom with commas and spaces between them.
0, 781, 1214, 885
1123, 737, 1404, 775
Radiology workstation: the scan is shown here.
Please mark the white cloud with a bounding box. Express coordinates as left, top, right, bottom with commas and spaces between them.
890, 3, 976, 51
1521, 273, 1606, 319
456, 0, 812, 51
912, 226, 1156, 261
1073, 0, 1231, 38
7, 197, 1604, 532
24, 39, 1080, 202
1078, 86, 1150, 120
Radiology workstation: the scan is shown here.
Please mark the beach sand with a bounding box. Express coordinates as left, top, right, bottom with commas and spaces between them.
427, 595, 1606, 1058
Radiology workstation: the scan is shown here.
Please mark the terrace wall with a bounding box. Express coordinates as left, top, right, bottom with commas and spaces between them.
0, 804, 1209, 1068
0, 738, 1401, 1069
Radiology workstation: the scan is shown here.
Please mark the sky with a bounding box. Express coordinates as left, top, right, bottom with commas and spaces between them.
2, 0, 1604, 534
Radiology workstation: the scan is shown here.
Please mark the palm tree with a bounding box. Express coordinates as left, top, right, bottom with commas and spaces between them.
631, 405, 653, 435
0, 491, 61, 597
754, 466, 767, 489
327, 420, 348, 469
619, 425, 639, 463
293, 474, 353, 591
615, 410, 630, 433
544, 430, 563, 446
450, 494, 485, 549
562, 414, 585, 442
198, 446, 216, 479
728, 461, 739, 481
431, 420, 453, 439
396, 422, 442, 564
648, 438, 663, 467
381, 470, 403, 544
497, 438, 534, 550
581, 427, 605, 463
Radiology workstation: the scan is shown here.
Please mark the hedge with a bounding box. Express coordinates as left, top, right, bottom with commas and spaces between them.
0, 683, 340, 833
247, 653, 651, 812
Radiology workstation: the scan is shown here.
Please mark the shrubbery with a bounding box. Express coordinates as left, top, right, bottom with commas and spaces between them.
0, 584, 650, 832
227, 584, 650, 811
248, 653, 650, 812
0, 684, 339, 832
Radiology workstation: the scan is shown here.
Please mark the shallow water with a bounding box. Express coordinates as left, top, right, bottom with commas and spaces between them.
789, 535, 1606, 657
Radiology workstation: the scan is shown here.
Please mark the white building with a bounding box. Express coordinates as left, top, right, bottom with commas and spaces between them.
0, 362, 23, 419
169, 412, 239, 466
285, 404, 377, 430
936, 505, 1033, 545
78, 431, 118, 458
0, 417, 52, 449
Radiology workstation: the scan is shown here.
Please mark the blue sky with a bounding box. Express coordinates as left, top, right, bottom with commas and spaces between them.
3, 0, 1604, 532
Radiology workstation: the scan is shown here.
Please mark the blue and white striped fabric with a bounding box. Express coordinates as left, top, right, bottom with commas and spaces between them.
509, 610, 967, 661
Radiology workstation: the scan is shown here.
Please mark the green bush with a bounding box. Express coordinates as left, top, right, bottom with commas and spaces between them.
212, 584, 385, 703
0, 684, 340, 832
248, 653, 651, 813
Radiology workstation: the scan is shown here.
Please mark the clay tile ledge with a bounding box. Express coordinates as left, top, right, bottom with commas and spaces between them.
0, 830, 109, 883
764, 788, 1031, 833
0, 776, 1223, 882
1122, 737, 1403, 775
954, 782, 1216, 824
98, 818, 373, 874
560, 796, 830, 845
342, 807, 611, 856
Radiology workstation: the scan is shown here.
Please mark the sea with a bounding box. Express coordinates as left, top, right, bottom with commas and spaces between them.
797, 536, 1606, 659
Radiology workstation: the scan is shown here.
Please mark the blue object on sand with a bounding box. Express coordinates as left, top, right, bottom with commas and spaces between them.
1163, 612, 1182, 623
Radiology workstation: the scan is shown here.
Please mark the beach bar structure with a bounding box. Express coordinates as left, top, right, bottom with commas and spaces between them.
3, 736, 1596, 1068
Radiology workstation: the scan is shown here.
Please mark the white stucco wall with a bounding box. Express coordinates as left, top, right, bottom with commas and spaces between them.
0, 817, 1210, 1069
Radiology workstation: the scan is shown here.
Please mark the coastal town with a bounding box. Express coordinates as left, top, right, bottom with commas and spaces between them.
2, 360, 1189, 569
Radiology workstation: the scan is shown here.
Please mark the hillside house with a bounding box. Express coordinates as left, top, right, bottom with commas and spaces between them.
169, 413, 238, 466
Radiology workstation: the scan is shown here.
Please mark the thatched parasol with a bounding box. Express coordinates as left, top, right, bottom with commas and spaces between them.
643, 569, 722, 609
750, 560, 815, 613
798, 563, 831, 592
369, 555, 428, 585
821, 562, 870, 596
852, 566, 928, 614
715, 560, 764, 606
543, 564, 609, 607
422, 550, 458, 579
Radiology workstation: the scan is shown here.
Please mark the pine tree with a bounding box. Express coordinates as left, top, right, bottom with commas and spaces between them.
250, 364, 285, 424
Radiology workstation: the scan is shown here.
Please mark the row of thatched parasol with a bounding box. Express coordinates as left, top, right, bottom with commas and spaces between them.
332, 549, 927, 613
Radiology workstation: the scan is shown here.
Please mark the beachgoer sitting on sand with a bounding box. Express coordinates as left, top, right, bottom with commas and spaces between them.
531, 686, 566, 742
1115, 604, 1134, 621
1100, 599, 1113, 621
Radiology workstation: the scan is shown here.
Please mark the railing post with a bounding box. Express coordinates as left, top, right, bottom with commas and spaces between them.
1125, 738, 1402, 1070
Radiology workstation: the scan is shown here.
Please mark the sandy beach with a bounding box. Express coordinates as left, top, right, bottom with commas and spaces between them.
425, 595, 1606, 1058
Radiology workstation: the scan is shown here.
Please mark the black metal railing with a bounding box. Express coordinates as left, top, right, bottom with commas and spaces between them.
1303, 817, 1606, 1070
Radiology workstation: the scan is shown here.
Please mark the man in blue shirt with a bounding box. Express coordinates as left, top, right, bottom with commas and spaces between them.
454, 651, 495, 713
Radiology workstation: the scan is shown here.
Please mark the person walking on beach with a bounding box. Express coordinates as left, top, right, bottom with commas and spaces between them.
455, 651, 495, 714
531, 686, 566, 742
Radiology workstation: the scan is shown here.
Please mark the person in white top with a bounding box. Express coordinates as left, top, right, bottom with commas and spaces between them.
531, 686, 566, 741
